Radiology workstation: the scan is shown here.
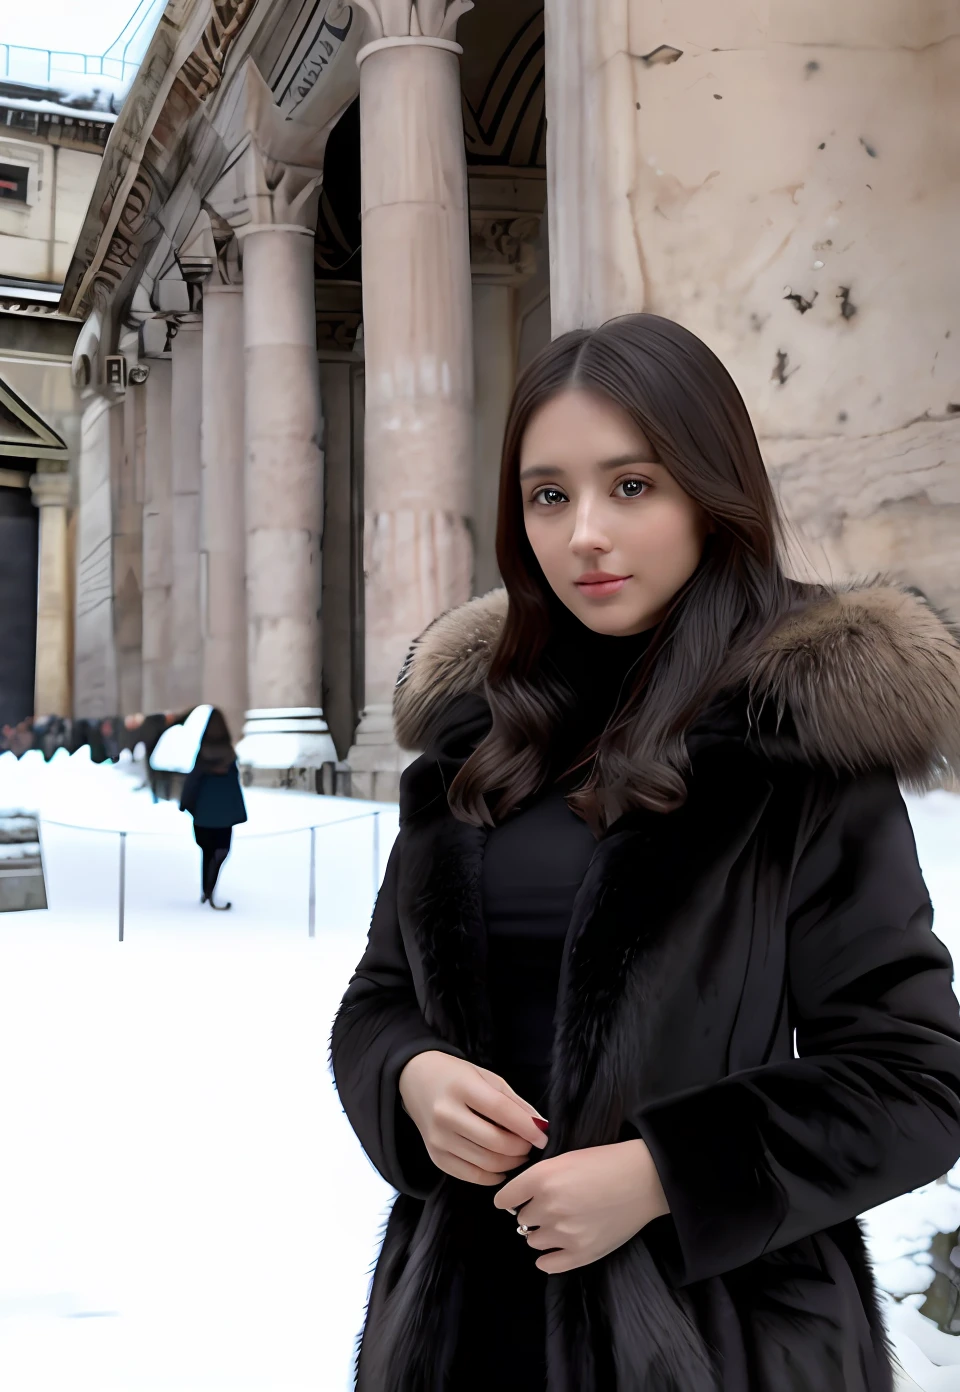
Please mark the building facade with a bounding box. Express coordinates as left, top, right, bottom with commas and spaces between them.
0, 79, 115, 729
57, 0, 959, 801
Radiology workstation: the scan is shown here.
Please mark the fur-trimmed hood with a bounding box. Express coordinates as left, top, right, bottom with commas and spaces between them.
393, 581, 960, 789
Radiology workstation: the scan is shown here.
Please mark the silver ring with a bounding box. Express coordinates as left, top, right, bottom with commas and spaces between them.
517, 1223, 530, 1237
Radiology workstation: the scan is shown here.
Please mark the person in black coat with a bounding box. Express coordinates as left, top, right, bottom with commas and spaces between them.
330, 314, 960, 1392
179, 708, 247, 910
153, 709, 194, 802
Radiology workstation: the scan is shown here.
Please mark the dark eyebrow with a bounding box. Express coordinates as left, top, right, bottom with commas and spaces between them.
518, 453, 658, 482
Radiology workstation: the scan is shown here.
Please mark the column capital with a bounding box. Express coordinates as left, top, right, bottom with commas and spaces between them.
354, 0, 473, 50
170, 313, 204, 334
208, 61, 329, 237
29, 471, 71, 509
201, 62, 331, 242
179, 209, 243, 290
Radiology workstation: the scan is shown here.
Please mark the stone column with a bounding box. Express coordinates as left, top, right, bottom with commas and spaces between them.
141, 357, 173, 713
543, 0, 960, 614
468, 178, 544, 597
543, 0, 646, 334
235, 222, 337, 779
72, 390, 121, 717
347, 0, 476, 801
200, 284, 248, 743
169, 316, 203, 711
116, 376, 144, 716
29, 470, 72, 718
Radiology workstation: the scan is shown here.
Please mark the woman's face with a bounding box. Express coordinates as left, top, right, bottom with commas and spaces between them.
520, 388, 710, 636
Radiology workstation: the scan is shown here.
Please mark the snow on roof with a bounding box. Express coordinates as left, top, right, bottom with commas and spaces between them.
0, 93, 118, 122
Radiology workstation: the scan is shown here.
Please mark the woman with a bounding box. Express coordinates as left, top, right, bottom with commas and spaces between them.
330, 314, 960, 1391
179, 707, 247, 910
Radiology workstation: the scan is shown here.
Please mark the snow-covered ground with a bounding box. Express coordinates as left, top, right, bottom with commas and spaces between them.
0, 749, 958, 1390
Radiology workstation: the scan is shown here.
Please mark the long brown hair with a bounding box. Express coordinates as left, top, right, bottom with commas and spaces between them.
448, 313, 796, 833
195, 708, 236, 775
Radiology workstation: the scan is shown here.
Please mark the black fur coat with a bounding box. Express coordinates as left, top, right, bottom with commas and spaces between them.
330, 582, 960, 1391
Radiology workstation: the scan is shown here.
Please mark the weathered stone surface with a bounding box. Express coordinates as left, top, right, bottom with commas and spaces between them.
545, 0, 960, 610
769, 417, 960, 611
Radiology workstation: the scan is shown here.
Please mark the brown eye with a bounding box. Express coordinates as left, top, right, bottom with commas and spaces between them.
532, 487, 567, 506
616, 478, 648, 499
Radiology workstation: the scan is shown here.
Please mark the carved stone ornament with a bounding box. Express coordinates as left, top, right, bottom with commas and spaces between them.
315, 280, 363, 353
351, 0, 474, 41
470, 212, 541, 284
0, 299, 75, 318
316, 308, 363, 353
177, 0, 259, 104
93, 170, 154, 315
62, 0, 259, 321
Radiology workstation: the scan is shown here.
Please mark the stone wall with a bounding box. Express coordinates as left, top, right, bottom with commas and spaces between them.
545, 0, 960, 613
73, 395, 121, 717
0, 137, 103, 284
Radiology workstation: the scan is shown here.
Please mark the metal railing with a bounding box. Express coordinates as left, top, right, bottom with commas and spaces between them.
0, 45, 137, 88
37, 810, 385, 942
1, 0, 165, 91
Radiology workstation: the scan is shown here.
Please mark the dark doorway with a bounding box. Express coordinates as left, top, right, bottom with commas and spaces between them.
315, 96, 361, 282
319, 361, 364, 761
0, 485, 38, 726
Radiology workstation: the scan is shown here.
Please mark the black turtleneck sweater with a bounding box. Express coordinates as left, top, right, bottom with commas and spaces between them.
451, 612, 654, 1389
481, 611, 654, 1115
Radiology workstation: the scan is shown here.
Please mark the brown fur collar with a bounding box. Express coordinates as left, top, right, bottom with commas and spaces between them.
392, 582, 960, 789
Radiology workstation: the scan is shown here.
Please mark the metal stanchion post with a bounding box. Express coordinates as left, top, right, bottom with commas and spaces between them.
118, 831, 127, 942
372, 810, 381, 903
308, 825, 317, 938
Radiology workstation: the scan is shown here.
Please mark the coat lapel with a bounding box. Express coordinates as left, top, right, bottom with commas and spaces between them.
547, 744, 773, 1156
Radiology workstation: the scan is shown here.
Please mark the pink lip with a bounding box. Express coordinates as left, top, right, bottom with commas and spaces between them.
576, 574, 630, 598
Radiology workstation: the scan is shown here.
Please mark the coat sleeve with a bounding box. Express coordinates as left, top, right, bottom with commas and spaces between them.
329, 832, 467, 1199
632, 770, 960, 1288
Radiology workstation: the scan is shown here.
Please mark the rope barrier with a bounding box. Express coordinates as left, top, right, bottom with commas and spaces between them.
36, 810, 382, 839
32, 809, 388, 942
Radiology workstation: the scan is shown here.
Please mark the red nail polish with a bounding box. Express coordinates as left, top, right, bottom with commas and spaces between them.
534, 1118, 549, 1132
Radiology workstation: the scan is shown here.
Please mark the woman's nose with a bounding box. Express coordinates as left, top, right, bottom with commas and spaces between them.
569, 498, 611, 554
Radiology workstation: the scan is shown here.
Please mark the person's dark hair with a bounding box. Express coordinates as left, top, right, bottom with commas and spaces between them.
196, 708, 236, 774
448, 312, 798, 834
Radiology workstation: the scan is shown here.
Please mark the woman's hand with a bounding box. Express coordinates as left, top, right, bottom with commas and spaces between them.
493, 1139, 670, 1273
398, 1051, 549, 1186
